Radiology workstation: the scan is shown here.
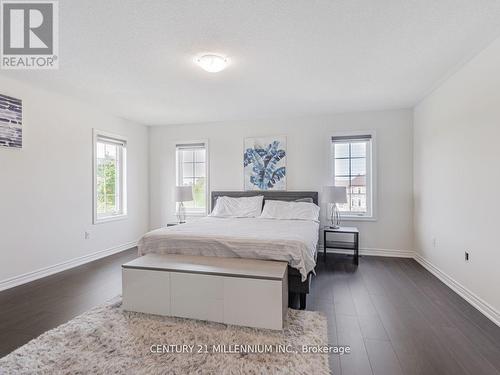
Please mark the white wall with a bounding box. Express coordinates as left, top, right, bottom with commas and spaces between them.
414, 37, 500, 320
149, 109, 414, 254
0, 76, 149, 286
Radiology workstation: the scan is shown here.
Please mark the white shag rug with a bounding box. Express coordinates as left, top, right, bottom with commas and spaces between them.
0, 298, 330, 374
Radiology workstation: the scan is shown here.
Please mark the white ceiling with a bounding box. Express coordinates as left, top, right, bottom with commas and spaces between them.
3, 0, 500, 125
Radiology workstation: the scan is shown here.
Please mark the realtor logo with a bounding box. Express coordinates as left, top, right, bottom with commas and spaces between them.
1, 1, 58, 69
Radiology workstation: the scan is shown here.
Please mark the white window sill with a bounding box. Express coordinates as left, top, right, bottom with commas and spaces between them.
186, 213, 208, 217
94, 214, 128, 224
339, 215, 377, 222
173, 212, 208, 218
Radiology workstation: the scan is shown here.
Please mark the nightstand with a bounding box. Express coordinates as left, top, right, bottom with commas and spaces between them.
323, 226, 359, 265
166, 222, 182, 227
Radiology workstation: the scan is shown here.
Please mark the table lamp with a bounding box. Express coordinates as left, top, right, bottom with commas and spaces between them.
323, 186, 347, 229
174, 186, 193, 223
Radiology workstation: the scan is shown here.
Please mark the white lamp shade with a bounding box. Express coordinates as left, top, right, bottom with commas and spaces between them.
323, 186, 347, 204
174, 186, 193, 202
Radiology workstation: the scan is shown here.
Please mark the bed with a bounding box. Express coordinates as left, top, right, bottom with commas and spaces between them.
137, 191, 319, 309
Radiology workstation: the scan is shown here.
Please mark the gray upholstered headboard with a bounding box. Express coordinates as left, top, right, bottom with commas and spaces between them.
210, 191, 318, 212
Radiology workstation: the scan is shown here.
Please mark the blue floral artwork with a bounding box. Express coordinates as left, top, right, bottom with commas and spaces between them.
0, 94, 22, 148
244, 136, 286, 191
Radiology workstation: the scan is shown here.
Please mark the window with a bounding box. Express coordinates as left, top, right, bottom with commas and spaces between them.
176, 142, 208, 215
93, 130, 127, 223
332, 134, 374, 218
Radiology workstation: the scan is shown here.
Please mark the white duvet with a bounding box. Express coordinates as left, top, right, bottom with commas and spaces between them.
138, 217, 319, 281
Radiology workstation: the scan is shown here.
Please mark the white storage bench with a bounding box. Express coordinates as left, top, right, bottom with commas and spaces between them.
122, 254, 288, 330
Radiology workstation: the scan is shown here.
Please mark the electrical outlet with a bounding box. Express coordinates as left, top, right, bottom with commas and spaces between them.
85, 231, 91, 240
432, 237, 437, 248
465, 251, 470, 262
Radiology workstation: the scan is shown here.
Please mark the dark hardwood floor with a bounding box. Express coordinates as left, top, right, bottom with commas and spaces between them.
1, 250, 500, 375
311, 254, 500, 375
0, 249, 137, 358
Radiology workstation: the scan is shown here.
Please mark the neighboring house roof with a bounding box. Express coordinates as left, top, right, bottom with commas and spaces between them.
351, 175, 366, 186
335, 175, 366, 187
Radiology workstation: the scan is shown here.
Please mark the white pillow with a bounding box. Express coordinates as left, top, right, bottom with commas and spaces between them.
260, 200, 320, 222
209, 195, 264, 218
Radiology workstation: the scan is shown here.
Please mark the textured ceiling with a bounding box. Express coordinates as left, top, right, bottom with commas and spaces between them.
2, 0, 500, 125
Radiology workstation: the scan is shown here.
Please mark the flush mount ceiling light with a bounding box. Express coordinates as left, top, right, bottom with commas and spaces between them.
195, 54, 229, 73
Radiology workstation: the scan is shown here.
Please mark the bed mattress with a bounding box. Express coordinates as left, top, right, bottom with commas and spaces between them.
138, 217, 319, 281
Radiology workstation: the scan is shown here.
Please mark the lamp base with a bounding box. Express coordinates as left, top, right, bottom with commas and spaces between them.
176, 202, 186, 224
330, 203, 342, 230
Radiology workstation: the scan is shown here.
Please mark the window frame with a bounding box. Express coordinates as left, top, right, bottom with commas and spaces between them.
175, 140, 209, 217
93, 129, 128, 224
331, 131, 377, 221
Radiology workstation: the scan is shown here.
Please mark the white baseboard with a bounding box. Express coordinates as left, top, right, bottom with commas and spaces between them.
2, 240, 498, 328
324, 247, 415, 258
0, 241, 137, 292
414, 253, 500, 327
